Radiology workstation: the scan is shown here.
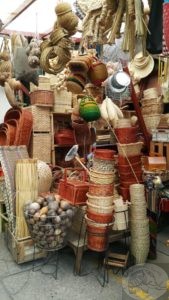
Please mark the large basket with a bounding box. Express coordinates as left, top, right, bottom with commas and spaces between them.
141, 103, 163, 115
117, 142, 143, 157
88, 183, 114, 197
86, 201, 114, 214
143, 114, 161, 132
89, 168, 115, 184
24, 105, 51, 132
37, 160, 52, 194
30, 90, 54, 107
29, 133, 52, 163
87, 193, 114, 206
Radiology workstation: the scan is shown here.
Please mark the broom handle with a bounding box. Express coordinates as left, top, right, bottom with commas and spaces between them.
75, 156, 90, 175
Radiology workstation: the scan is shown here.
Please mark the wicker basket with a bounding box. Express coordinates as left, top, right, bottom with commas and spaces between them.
141, 103, 163, 115
143, 114, 161, 132
29, 133, 52, 163
87, 193, 114, 206
115, 118, 131, 128
117, 142, 143, 157
88, 183, 114, 197
52, 88, 72, 113
89, 168, 115, 184
24, 105, 51, 132
30, 90, 54, 107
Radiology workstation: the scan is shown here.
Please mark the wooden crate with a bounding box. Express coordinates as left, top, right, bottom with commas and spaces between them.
5, 227, 46, 264
24, 105, 51, 132
29, 133, 52, 163
150, 141, 169, 169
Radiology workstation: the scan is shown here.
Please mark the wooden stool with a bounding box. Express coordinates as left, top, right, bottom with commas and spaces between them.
150, 141, 169, 169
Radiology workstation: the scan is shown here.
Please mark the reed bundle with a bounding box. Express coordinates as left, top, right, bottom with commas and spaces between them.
15, 159, 38, 239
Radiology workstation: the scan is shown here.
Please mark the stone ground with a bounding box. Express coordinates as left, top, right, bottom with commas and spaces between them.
0, 228, 169, 300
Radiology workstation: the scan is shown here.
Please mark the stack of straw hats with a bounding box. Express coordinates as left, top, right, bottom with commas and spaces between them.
141, 87, 163, 133
128, 52, 154, 81
129, 184, 150, 264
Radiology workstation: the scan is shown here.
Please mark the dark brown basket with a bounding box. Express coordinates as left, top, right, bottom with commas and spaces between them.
30, 90, 54, 107
0, 129, 9, 145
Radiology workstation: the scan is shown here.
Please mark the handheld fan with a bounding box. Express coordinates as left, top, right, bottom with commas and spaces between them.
65, 144, 89, 174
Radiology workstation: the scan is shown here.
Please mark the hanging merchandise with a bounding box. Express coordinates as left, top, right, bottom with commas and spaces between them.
128, 51, 154, 81
79, 95, 101, 122
0, 37, 12, 86
146, 0, 163, 54
88, 57, 108, 86
55, 2, 79, 35
26, 38, 41, 68
12, 34, 39, 85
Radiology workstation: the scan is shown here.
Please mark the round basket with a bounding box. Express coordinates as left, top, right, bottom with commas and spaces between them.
117, 142, 143, 157
119, 170, 143, 181
92, 157, 115, 173
86, 201, 114, 214
143, 114, 161, 132
94, 148, 116, 160
120, 179, 143, 188
129, 183, 145, 194
141, 103, 163, 115
87, 193, 114, 206
87, 210, 113, 224
37, 160, 53, 194
119, 186, 130, 201
0, 129, 9, 145
4, 107, 22, 122
115, 118, 131, 128
118, 154, 141, 165
115, 127, 138, 144
118, 161, 142, 173
30, 90, 54, 107
89, 168, 115, 184
6, 119, 18, 145
88, 183, 114, 197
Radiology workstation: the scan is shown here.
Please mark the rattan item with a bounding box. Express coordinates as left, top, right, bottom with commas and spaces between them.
115, 118, 132, 128
3, 121, 17, 145
29, 133, 52, 164
117, 142, 143, 157
141, 103, 163, 115
30, 90, 54, 107
87, 193, 114, 206
37, 160, 52, 194
24, 105, 51, 132
89, 168, 115, 184
0, 129, 9, 145
87, 201, 114, 214
143, 114, 161, 132
50, 27, 68, 45
92, 157, 115, 173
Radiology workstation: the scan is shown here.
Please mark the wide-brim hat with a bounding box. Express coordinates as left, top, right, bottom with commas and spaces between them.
128, 52, 154, 80
107, 71, 131, 93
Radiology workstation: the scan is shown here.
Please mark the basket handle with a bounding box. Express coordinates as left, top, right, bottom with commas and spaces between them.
63, 168, 87, 183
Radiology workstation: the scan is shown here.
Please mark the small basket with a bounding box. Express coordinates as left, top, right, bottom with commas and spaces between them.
92, 157, 115, 173
86, 201, 114, 214
30, 90, 54, 107
117, 142, 143, 157
143, 114, 161, 132
87, 210, 114, 224
87, 193, 114, 206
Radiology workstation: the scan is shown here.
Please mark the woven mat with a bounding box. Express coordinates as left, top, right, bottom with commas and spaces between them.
0, 146, 29, 232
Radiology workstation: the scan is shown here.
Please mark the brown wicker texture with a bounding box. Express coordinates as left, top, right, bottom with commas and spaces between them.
143, 114, 161, 132
117, 142, 143, 157
89, 168, 115, 184
3, 121, 17, 145
88, 183, 114, 197
141, 103, 163, 115
24, 105, 51, 132
87, 193, 114, 206
30, 90, 54, 107
37, 160, 52, 194
29, 133, 52, 163
4, 107, 33, 147
0, 129, 9, 145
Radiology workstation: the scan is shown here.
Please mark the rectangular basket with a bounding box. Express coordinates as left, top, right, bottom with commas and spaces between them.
58, 169, 89, 205
30, 90, 54, 107
24, 105, 51, 132
29, 133, 52, 163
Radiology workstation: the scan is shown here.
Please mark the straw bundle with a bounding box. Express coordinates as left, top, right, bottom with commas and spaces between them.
15, 159, 38, 239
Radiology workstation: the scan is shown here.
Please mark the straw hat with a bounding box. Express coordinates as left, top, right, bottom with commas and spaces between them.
128, 52, 154, 80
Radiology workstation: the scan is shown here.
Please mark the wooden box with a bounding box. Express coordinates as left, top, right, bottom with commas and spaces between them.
5, 227, 46, 264
144, 156, 167, 171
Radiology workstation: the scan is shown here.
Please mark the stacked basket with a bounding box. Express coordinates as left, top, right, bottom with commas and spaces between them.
115, 119, 143, 201
85, 149, 115, 252
129, 184, 150, 264
113, 196, 129, 231
141, 88, 162, 133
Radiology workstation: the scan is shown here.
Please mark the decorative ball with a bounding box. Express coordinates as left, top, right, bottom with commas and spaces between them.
79, 96, 101, 122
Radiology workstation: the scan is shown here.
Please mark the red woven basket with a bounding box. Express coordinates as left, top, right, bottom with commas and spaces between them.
0, 129, 9, 145
163, 3, 169, 51
30, 90, 54, 107
6, 119, 18, 145
114, 127, 138, 144
4, 107, 21, 122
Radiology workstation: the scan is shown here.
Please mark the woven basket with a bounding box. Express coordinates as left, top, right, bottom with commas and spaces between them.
4, 107, 21, 122
89, 168, 115, 184
143, 114, 161, 132
29, 133, 52, 163
117, 142, 143, 157
30, 90, 54, 107
115, 118, 131, 128
141, 103, 163, 115
92, 157, 115, 173
87, 193, 114, 206
0, 129, 9, 145
24, 105, 51, 132
88, 183, 114, 197
4, 121, 17, 145
37, 160, 52, 194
